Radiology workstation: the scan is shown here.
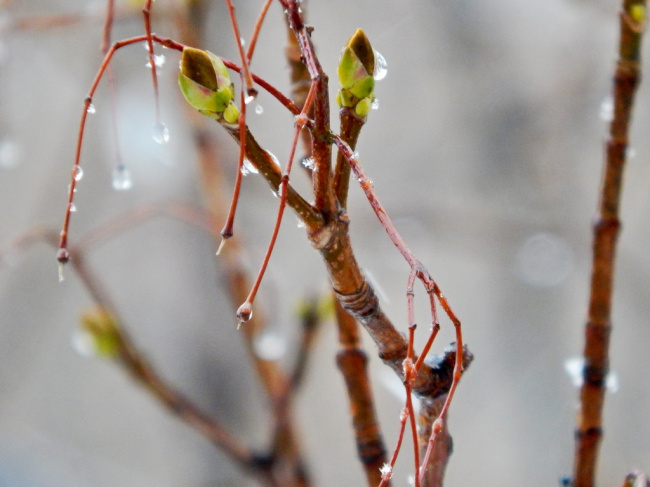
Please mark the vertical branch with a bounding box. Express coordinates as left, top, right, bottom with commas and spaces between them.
282, 1, 337, 217
572, 3, 647, 487
334, 298, 389, 487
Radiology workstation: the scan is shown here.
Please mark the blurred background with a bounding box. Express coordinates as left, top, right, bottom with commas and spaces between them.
1, 0, 650, 485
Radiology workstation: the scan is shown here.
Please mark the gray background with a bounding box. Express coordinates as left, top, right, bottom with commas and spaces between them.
1, 0, 650, 485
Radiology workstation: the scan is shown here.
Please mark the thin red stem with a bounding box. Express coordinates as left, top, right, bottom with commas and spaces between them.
58, 35, 183, 263
237, 82, 317, 324
225, 0, 257, 100
142, 0, 162, 123
219, 77, 249, 250
246, 0, 273, 62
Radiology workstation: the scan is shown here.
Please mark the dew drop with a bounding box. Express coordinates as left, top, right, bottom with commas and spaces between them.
58, 262, 65, 283
112, 165, 133, 191
0, 138, 24, 169
146, 54, 166, 68
242, 158, 259, 175
86, 104, 96, 114
254, 332, 287, 360
599, 95, 614, 122
72, 328, 96, 358
240, 37, 246, 47
254, 104, 264, 115
296, 218, 306, 229
371, 98, 380, 110
143, 41, 151, 52
152, 122, 170, 144
69, 203, 77, 213
301, 157, 315, 170
373, 51, 388, 81
73, 165, 84, 181
244, 94, 256, 105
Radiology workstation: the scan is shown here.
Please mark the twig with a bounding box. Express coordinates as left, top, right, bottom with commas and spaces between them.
572, 2, 647, 486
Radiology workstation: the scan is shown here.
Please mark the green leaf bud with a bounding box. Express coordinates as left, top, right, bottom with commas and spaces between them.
178, 47, 239, 123
336, 29, 377, 116
355, 97, 372, 117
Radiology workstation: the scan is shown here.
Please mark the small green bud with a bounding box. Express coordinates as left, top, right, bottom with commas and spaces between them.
355, 97, 372, 117
178, 47, 239, 123
75, 308, 124, 358
336, 29, 377, 115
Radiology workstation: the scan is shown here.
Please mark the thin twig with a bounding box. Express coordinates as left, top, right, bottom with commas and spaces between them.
573, 2, 647, 486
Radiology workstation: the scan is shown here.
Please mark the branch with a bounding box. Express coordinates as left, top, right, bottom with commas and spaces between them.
572, 2, 647, 486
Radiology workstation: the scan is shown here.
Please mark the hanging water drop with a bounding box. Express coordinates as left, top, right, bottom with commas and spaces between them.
152, 122, 170, 144
371, 98, 380, 110
373, 50, 388, 81
254, 104, 264, 115
0, 138, 24, 169
112, 165, 133, 191
73, 165, 84, 181
244, 94, 256, 105
69, 203, 77, 213
599, 95, 614, 122
58, 262, 65, 283
86, 104, 96, 114
243, 159, 259, 175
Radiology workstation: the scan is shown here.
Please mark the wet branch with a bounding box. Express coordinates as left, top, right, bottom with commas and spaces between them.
572, 2, 647, 486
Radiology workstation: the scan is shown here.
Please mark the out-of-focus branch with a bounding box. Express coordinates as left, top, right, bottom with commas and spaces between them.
334, 297, 389, 487
572, 2, 647, 486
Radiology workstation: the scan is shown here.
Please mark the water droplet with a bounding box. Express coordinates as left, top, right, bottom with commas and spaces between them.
152, 122, 170, 144
371, 98, 380, 110
69, 203, 77, 213
0, 138, 24, 169
627, 147, 637, 159
514, 232, 574, 287
379, 463, 392, 480
112, 165, 133, 191
301, 157, 315, 170
86, 104, 96, 114
373, 51, 388, 81
241, 158, 259, 176
599, 95, 614, 122
240, 37, 246, 47
146, 54, 166, 68
296, 218, 306, 229
142, 41, 151, 52
254, 104, 264, 115
265, 150, 280, 168
270, 189, 279, 198
244, 94, 256, 105
72, 328, 96, 357
73, 165, 84, 181
254, 332, 287, 360
58, 262, 65, 282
